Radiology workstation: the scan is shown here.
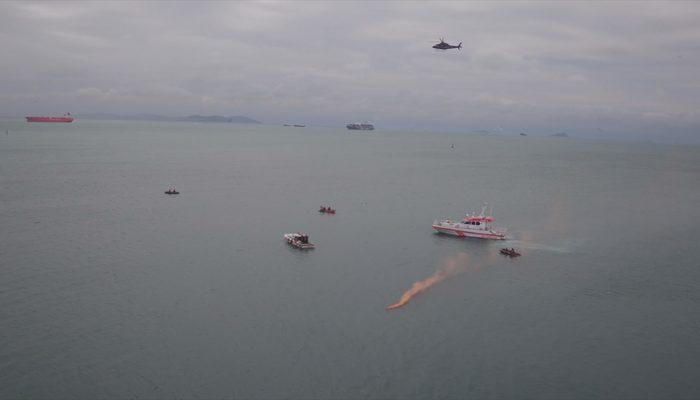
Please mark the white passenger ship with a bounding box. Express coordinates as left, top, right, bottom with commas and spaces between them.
432, 205, 506, 240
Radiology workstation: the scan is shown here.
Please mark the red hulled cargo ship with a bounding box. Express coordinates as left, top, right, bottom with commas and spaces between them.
26, 113, 74, 123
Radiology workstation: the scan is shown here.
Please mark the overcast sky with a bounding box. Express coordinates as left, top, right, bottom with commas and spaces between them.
1, 1, 699, 142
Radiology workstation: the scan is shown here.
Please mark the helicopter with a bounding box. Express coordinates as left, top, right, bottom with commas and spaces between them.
432, 37, 462, 50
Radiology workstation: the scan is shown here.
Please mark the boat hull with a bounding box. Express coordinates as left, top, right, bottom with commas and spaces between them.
26, 116, 74, 123
432, 224, 505, 240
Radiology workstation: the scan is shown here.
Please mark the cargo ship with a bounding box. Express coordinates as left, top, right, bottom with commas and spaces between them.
346, 122, 374, 130
26, 113, 74, 123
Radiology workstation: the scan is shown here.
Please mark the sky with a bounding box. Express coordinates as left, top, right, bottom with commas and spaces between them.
1, 1, 699, 143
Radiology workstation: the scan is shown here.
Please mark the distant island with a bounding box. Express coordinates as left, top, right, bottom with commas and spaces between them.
551, 132, 569, 138
77, 113, 261, 124
184, 115, 260, 123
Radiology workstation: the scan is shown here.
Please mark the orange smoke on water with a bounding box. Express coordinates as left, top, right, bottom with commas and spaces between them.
386, 252, 469, 311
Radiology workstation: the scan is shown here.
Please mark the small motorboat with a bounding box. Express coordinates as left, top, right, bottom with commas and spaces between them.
284, 233, 315, 249
165, 187, 180, 195
319, 206, 336, 214
500, 248, 521, 257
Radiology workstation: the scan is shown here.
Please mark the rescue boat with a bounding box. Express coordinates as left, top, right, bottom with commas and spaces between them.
284, 233, 315, 249
432, 204, 506, 240
500, 248, 521, 257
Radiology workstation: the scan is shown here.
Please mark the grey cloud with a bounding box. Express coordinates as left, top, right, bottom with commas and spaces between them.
1, 1, 699, 143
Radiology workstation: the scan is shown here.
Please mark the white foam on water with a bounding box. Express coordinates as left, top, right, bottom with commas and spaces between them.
503, 239, 571, 253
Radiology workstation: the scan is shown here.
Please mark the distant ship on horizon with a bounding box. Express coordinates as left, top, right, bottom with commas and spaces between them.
26, 113, 74, 123
346, 122, 374, 130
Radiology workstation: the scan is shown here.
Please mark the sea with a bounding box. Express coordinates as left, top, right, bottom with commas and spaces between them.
1, 119, 699, 399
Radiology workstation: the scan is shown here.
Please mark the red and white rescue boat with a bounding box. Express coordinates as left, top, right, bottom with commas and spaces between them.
432, 205, 506, 240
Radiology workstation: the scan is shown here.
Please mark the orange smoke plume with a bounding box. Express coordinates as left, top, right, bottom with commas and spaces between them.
386, 252, 469, 310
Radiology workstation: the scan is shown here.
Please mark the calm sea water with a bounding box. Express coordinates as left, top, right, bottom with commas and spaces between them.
1, 119, 699, 398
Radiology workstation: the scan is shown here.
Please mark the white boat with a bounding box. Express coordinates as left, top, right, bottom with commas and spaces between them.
284, 233, 315, 249
432, 204, 506, 240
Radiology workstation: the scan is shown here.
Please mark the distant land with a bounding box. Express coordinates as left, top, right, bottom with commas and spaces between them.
76, 113, 261, 124
551, 132, 570, 138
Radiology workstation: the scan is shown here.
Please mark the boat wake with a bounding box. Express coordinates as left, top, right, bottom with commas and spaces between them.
504, 240, 569, 253
386, 252, 469, 311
